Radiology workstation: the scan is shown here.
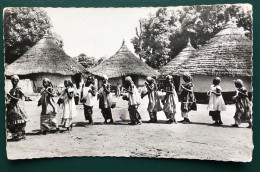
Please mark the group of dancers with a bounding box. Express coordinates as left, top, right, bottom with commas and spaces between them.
6, 73, 252, 141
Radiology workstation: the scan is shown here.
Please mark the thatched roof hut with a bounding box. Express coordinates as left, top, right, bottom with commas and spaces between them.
5, 34, 86, 93
89, 40, 159, 78
173, 22, 252, 77
89, 40, 159, 88
165, 21, 253, 102
159, 39, 196, 75
5, 34, 86, 76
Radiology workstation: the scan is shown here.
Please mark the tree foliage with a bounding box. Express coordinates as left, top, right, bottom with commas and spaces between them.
4, 7, 63, 64
75, 53, 106, 69
131, 5, 252, 69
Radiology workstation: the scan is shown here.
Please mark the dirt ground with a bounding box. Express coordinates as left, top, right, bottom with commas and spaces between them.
6, 94, 253, 161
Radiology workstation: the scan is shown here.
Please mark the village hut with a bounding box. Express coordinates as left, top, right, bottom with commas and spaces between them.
5, 34, 87, 94
89, 40, 159, 90
168, 21, 253, 102
158, 39, 196, 90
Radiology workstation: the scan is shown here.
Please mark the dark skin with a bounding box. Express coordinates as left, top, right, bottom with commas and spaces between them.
97, 79, 110, 100
162, 78, 175, 94
82, 78, 96, 97
142, 80, 156, 98
234, 83, 247, 96
43, 80, 55, 97
64, 81, 74, 100
123, 80, 133, 94
102, 79, 110, 94
7, 78, 23, 101
181, 76, 193, 93
208, 79, 221, 96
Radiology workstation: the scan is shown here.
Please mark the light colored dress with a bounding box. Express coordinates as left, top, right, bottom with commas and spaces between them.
82, 84, 96, 107
208, 85, 226, 111
61, 87, 77, 127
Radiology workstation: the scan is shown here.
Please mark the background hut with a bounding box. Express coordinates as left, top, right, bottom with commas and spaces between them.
5, 34, 86, 94
89, 40, 159, 90
171, 21, 253, 103
158, 39, 196, 90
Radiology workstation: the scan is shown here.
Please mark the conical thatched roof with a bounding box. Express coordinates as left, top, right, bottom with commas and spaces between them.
159, 39, 196, 75
172, 22, 252, 77
89, 40, 159, 78
5, 35, 86, 76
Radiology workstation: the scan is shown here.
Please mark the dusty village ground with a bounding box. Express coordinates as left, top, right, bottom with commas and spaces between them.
6, 94, 253, 161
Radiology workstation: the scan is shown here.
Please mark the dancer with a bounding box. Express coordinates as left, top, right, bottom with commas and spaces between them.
207, 77, 226, 125
97, 75, 114, 124
179, 73, 197, 124
141, 76, 162, 123
38, 78, 59, 134
116, 82, 121, 97
123, 76, 142, 125
81, 76, 96, 125
162, 75, 177, 124
60, 80, 77, 131
6, 75, 29, 141
232, 79, 252, 128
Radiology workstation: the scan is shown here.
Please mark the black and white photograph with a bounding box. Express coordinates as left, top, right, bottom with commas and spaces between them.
4, 4, 253, 161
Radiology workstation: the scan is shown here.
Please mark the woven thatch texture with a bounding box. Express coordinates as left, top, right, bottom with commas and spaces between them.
172, 23, 252, 77
159, 40, 196, 75
89, 41, 159, 78
5, 36, 86, 76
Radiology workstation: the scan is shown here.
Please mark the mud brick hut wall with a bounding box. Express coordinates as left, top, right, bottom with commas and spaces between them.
159, 22, 253, 104
5, 34, 86, 95
89, 40, 159, 91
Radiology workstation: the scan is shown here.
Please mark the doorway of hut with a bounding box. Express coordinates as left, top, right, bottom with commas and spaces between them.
72, 73, 82, 89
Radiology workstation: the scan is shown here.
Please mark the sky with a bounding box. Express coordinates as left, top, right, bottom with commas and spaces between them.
45, 8, 161, 59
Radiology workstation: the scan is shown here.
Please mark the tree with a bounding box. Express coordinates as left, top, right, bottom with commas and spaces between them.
97, 56, 107, 65
76, 53, 98, 69
132, 5, 252, 69
4, 7, 63, 64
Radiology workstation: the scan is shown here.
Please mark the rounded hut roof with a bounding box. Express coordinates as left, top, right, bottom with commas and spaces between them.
89, 41, 159, 78
5, 35, 86, 76
173, 22, 253, 77
159, 39, 196, 75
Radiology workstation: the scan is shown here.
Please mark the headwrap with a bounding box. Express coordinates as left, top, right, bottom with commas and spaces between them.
43, 78, 53, 87
67, 79, 74, 87
43, 78, 50, 83
183, 72, 192, 82
213, 77, 221, 84
234, 79, 244, 88
103, 74, 108, 81
146, 76, 154, 84
125, 76, 134, 85
166, 75, 173, 81
11, 75, 19, 81
87, 75, 94, 83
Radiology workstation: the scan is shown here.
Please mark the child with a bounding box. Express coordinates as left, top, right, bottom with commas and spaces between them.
179, 72, 197, 124
141, 76, 162, 123
116, 82, 121, 97
162, 75, 177, 124
97, 75, 113, 124
207, 77, 226, 125
6, 75, 29, 141
232, 79, 252, 128
123, 76, 142, 125
81, 76, 96, 125
60, 80, 77, 131
38, 78, 59, 134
